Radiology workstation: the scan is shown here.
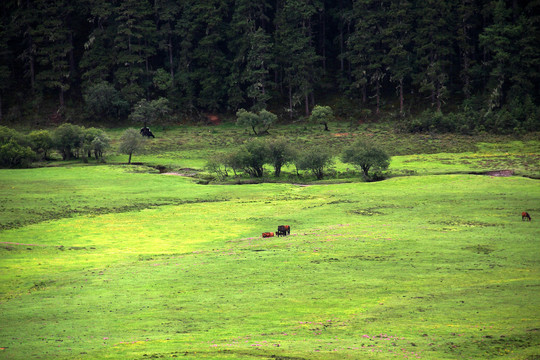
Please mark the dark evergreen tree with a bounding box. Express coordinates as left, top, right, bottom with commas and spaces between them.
176, 0, 231, 111
229, 0, 274, 111
154, 0, 180, 88
413, 0, 456, 111
32, 0, 74, 107
384, 0, 413, 115
455, 0, 480, 99
113, 0, 156, 103
79, 0, 117, 86
348, 0, 391, 114
10, 0, 39, 93
0, 20, 13, 121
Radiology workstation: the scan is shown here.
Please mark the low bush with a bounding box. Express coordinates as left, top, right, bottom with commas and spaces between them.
0, 140, 35, 168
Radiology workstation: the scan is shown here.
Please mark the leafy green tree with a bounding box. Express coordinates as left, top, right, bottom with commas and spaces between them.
296, 146, 333, 180
90, 130, 110, 160
236, 108, 277, 135
83, 81, 129, 120
28, 130, 53, 160
309, 105, 334, 131
53, 123, 84, 160
238, 139, 269, 177
0, 140, 35, 168
342, 140, 390, 180
268, 137, 295, 177
129, 97, 171, 128
118, 128, 143, 164
0, 126, 25, 146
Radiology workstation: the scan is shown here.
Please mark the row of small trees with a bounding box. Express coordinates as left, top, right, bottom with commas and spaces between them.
0, 124, 110, 168
206, 137, 390, 181
236, 105, 334, 136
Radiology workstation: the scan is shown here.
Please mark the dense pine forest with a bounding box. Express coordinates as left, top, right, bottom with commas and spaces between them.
0, 0, 539, 133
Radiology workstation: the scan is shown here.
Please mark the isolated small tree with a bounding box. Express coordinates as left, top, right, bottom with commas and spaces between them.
236, 108, 277, 136
342, 141, 390, 180
223, 150, 244, 176
268, 137, 295, 177
53, 124, 84, 160
296, 146, 334, 180
239, 139, 269, 177
309, 105, 334, 131
130, 97, 171, 129
91, 132, 110, 160
28, 130, 53, 160
119, 128, 144, 164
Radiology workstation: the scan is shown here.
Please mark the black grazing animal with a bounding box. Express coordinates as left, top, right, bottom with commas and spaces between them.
277, 225, 291, 237
140, 127, 155, 138
522, 211, 531, 221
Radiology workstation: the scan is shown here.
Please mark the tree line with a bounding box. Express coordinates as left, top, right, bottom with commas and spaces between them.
206, 136, 390, 181
1, 0, 538, 132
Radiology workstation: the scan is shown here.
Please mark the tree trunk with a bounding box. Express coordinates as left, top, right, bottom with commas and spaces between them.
320, 11, 326, 72
29, 33, 35, 91
168, 34, 174, 85
288, 84, 293, 119
305, 93, 309, 117
69, 31, 76, 78
375, 78, 380, 114
128, 152, 132, 164
0, 93, 2, 122
399, 78, 404, 115
59, 87, 65, 108
362, 84, 367, 103
436, 81, 442, 111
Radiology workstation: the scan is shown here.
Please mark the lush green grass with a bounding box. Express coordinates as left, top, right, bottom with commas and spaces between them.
1, 125, 539, 359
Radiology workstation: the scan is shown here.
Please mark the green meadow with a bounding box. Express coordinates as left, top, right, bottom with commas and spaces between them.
1, 124, 539, 359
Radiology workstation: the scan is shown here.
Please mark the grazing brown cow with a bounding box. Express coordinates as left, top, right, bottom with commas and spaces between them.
522, 212, 531, 221
277, 225, 291, 237
262, 232, 274, 238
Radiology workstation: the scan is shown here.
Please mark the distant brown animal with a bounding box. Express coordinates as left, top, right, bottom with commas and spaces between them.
277, 225, 291, 237
522, 212, 531, 221
262, 232, 274, 238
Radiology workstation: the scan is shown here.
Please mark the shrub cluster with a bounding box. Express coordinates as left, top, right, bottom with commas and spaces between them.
206, 137, 389, 182
0, 124, 110, 168
403, 96, 540, 135
53, 124, 110, 161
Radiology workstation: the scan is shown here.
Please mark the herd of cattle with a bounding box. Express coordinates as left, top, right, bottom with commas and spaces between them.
262, 225, 291, 238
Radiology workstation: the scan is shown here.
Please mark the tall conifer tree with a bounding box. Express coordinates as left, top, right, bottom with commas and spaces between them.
275, 0, 321, 117
413, 0, 455, 111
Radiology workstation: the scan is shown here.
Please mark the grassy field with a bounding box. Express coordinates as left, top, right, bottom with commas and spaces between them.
1, 124, 539, 359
